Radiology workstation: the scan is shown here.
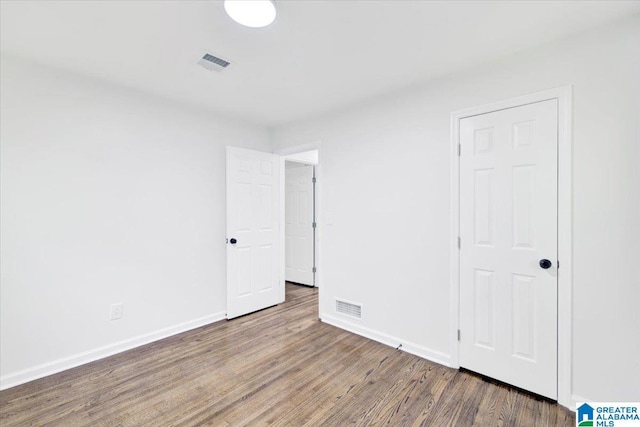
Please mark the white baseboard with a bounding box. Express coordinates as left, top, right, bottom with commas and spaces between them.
320, 313, 451, 367
0, 311, 225, 390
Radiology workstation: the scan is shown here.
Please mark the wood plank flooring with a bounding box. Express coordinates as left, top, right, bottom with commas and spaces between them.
0, 283, 574, 426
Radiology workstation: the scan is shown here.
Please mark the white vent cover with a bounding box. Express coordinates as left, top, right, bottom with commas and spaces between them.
197, 53, 231, 72
336, 299, 362, 319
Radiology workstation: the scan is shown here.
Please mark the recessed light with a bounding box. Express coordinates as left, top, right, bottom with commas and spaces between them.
224, 0, 277, 28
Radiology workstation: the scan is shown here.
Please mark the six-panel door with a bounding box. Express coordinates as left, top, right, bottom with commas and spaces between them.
285, 164, 314, 286
459, 100, 558, 399
226, 147, 281, 319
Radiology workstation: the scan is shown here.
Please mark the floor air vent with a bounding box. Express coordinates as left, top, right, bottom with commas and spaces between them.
336, 299, 362, 319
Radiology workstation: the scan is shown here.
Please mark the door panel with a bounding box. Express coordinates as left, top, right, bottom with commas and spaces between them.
459, 99, 558, 399
473, 269, 494, 349
226, 147, 280, 319
285, 164, 314, 285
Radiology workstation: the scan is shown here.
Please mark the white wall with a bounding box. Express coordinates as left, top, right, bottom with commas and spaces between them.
273, 15, 640, 404
0, 55, 272, 388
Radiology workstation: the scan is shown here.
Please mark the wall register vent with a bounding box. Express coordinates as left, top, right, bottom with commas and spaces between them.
336, 299, 362, 319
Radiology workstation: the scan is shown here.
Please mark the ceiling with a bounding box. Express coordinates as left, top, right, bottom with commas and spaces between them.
1, 1, 639, 127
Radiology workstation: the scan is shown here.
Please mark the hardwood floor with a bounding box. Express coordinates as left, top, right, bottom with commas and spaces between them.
0, 284, 574, 426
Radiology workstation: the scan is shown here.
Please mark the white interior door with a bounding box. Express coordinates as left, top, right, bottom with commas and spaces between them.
285, 163, 314, 286
459, 99, 558, 399
226, 147, 281, 319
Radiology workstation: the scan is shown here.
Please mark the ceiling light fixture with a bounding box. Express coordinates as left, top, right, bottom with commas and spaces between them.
224, 0, 277, 28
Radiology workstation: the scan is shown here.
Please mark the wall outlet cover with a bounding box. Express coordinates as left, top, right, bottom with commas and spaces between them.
110, 303, 124, 320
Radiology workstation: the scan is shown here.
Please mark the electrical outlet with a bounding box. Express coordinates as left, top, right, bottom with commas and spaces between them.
110, 303, 123, 320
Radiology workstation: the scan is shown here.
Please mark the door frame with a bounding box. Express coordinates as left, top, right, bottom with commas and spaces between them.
277, 141, 322, 302
449, 86, 573, 408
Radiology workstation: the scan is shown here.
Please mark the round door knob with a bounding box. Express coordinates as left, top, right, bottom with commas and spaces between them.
229, 238, 237, 244
539, 259, 552, 269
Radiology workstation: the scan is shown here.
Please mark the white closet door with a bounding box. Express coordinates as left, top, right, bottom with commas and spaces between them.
459, 99, 558, 399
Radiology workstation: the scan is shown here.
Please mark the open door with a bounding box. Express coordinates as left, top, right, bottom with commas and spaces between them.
285, 163, 315, 286
226, 146, 281, 319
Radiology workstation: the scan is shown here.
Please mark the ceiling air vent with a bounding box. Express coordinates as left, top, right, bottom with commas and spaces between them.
198, 53, 231, 72
336, 299, 362, 319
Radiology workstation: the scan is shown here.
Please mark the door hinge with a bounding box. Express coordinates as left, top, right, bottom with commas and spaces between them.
458, 144, 461, 156
312, 177, 317, 184
457, 330, 461, 341
312, 222, 317, 229
557, 260, 560, 269
312, 267, 317, 273
457, 236, 461, 249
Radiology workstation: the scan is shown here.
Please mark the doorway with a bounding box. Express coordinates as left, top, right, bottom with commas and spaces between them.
285, 161, 316, 286
278, 145, 321, 305
283, 150, 318, 291
226, 144, 321, 318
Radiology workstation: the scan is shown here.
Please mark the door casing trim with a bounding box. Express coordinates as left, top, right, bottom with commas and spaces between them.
449, 86, 573, 408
